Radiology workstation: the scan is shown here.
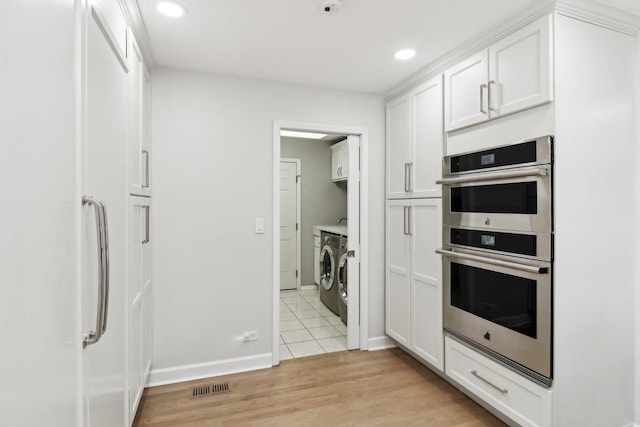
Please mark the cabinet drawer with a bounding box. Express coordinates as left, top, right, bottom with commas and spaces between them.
445, 337, 552, 427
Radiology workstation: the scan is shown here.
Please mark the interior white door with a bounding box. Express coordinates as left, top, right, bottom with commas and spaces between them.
346, 135, 360, 349
82, 5, 128, 427
279, 160, 298, 290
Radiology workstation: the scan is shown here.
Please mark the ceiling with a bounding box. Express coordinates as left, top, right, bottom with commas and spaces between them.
137, 0, 639, 94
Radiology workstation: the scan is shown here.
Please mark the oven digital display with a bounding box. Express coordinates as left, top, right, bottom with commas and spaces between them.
480, 153, 495, 166
481, 235, 496, 246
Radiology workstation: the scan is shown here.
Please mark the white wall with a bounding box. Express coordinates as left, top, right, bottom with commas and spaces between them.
150, 68, 385, 375
281, 137, 347, 286
0, 1, 78, 425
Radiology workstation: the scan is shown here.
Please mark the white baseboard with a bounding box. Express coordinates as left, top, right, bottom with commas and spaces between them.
367, 335, 397, 351
300, 284, 318, 290
147, 353, 272, 387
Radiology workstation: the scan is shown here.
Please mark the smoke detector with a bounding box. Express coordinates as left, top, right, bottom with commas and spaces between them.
321, 0, 343, 13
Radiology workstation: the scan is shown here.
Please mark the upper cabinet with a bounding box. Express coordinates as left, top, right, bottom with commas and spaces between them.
387, 75, 443, 199
444, 15, 553, 132
128, 29, 151, 197
331, 140, 348, 181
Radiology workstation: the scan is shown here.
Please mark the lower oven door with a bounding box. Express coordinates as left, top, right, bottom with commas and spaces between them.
439, 248, 552, 381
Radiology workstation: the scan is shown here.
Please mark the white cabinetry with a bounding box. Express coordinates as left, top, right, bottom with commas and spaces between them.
331, 140, 348, 181
444, 15, 553, 132
385, 199, 443, 370
313, 234, 320, 285
445, 337, 552, 427
128, 196, 152, 421
127, 30, 151, 197
386, 76, 443, 199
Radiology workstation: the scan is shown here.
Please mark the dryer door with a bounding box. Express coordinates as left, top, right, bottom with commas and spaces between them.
319, 245, 335, 291
338, 252, 348, 303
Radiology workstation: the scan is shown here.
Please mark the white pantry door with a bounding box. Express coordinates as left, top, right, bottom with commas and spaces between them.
81, 5, 128, 427
280, 160, 299, 290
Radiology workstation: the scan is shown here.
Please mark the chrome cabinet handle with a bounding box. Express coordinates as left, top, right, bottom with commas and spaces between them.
403, 206, 409, 235
435, 166, 549, 185
404, 163, 410, 192
142, 150, 150, 188
436, 248, 548, 274
471, 370, 508, 394
408, 206, 412, 235
82, 196, 110, 347
142, 205, 150, 244
488, 80, 496, 112
480, 84, 488, 114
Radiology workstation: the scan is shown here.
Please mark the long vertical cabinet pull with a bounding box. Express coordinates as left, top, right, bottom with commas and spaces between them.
480, 84, 488, 114
488, 80, 496, 112
142, 205, 150, 244
403, 206, 410, 235
142, 150, 150, 188
82, 196, 110, 347
404, 163, 411, 193
407, 206, 413, 235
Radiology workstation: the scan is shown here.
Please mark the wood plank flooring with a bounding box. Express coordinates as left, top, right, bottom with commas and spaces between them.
133, 349, 506, 426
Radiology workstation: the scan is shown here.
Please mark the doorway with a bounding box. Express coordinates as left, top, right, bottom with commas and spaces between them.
272, 121, 369, 365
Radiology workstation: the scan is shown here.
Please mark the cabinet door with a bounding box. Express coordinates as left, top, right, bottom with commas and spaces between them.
488, 15, 553, 118
128, 196, 150, 422
128, 31, 151, 197
331, 142, 348, 181
386, 94, 412, 198
140, 200, 152, 384
385, 200, 411, 346
313, 235, 320, 285
411, 76, 443, 198
444, 50, 489, 132
410, 199, 443, 370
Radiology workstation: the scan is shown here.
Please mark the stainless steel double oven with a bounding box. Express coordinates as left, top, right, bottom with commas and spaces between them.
437, 136, 553, 387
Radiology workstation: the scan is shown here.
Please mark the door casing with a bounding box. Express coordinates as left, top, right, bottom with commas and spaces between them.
272, 121, 369, 365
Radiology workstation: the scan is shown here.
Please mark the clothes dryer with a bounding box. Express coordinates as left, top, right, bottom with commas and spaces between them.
319, 231, 340, 315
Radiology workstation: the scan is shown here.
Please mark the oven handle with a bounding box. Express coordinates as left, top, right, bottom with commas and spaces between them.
435, 248, 548, 274
435, 166, 549, 185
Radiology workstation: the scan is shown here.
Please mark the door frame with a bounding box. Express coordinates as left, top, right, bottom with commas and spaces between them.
272, 120, 370, 365
279, 158, 301, 290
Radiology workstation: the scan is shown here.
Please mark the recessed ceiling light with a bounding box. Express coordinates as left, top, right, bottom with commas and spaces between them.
156, 1, 187, 18
394, 49, 416, 60
281, 130, 328, 139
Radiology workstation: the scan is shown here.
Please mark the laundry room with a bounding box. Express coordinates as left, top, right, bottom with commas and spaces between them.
279, 132, 350, 359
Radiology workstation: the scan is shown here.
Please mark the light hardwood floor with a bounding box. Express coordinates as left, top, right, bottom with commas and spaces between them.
134, 349, 506, 426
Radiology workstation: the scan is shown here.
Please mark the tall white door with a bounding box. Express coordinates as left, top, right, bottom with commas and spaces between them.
280, 160, 298, 291
81, 5, 128, 427
346, 135, 360, 349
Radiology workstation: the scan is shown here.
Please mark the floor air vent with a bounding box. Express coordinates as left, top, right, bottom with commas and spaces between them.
192, 382, 231, 397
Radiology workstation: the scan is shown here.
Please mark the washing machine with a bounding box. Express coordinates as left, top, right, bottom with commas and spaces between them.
319, 231, 340, 315
337, 236, 348, 325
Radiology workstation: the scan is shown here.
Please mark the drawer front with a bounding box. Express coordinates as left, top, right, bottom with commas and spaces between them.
445, 337, 552, 427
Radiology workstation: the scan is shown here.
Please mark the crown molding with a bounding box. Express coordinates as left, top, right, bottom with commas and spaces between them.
118, 0, 156, 69
384, 0, 640, 101
555, 0, 640, 36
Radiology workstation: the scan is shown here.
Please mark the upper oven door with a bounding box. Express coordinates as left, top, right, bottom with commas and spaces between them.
440, 165, 552, 234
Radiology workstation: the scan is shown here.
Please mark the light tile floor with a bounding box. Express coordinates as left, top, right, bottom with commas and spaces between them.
280, 287, 347, 360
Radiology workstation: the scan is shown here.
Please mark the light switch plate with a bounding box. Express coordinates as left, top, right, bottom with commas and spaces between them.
255, 218, 264, 234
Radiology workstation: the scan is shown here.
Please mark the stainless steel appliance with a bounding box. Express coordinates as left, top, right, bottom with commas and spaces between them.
319, 231, 340, 315
436, 136, 553, 387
